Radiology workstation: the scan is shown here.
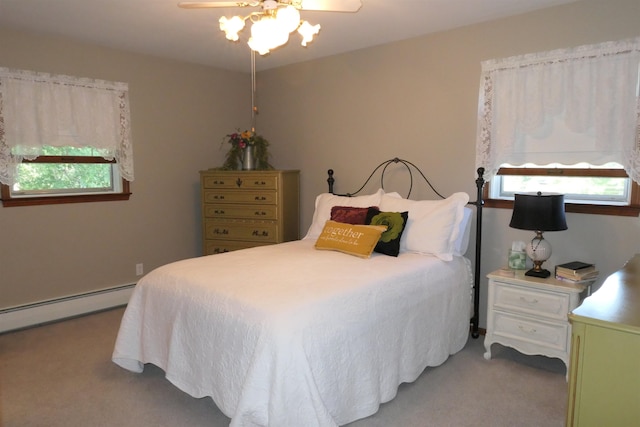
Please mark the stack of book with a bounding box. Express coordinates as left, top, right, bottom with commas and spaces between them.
555, 261, 599, 283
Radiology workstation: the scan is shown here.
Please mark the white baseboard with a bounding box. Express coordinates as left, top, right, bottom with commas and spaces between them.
0, 284, 135, 333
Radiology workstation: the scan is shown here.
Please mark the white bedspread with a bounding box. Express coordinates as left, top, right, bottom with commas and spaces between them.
112, 240, 472, 427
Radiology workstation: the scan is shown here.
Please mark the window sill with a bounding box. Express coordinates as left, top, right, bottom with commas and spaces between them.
484, 198, 640, 217
1, 192, 132, 207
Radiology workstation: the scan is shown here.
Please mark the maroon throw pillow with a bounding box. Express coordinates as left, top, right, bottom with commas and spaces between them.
330, 206, 376, 225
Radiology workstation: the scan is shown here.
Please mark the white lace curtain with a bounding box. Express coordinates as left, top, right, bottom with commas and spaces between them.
0, 68, 133, 186
475, 37, 640, 183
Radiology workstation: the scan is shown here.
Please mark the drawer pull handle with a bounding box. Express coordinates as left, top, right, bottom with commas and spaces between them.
252, 230, 269, 237
213, 228, 229, 235
254, 196, 267, 201
214, 210, 225, 214
214, 195, 225, 200
236, 178, 243, 187
254, 211, 266, 216
518, 325, 537, 334
519, 297, 539, 305
213, 180, 225, 185
254, 180, 266, 185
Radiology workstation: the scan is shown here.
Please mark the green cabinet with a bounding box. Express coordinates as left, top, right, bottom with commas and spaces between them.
566, 255, 640, 426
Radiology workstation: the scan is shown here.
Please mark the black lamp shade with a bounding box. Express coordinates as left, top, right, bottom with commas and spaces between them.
509, 192, 567, 232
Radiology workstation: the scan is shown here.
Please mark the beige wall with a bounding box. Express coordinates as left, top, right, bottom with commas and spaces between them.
2, 0, 640, 329
256, 0, 640, 326
0, 28, 250, 308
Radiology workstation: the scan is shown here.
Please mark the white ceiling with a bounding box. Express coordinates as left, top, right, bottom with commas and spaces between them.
0, 0, 578, 72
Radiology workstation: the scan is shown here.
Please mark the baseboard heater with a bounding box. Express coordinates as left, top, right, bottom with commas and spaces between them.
0, 284, 135, 333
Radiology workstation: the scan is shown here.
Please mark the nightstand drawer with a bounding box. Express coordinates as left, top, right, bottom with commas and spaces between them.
493, 311, 569, 353
493, 281, 570, 321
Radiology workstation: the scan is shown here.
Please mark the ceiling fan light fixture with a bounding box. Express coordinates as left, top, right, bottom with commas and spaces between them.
219, 15, 246, 41
214, 2, 321, 55
247, 36, 271, 55
180, 0, 360, 52
298, 20, 320, 46
276, 5, 301, 33
248, 16, 289, 54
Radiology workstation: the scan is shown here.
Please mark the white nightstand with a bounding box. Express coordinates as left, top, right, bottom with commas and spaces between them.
484, 269, 590, 374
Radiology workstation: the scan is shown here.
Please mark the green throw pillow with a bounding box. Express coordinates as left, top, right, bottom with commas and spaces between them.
366, 208, 408, 257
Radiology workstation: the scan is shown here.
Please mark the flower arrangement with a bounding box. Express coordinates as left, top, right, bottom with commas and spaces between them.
220, 129, 273, 170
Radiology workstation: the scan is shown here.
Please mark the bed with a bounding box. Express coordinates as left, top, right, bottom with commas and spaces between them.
112, 158, 486, 427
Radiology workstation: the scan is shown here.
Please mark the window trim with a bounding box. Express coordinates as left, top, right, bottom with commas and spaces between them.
0, 155, 131, 207
483, 167, 640, 217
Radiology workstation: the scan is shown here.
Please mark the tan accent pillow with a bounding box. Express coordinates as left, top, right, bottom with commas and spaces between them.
315, 220, 388, 258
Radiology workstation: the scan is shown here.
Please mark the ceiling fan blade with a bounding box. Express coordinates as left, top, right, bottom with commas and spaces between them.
178, 1, 257, 9
299, 0, 362, 12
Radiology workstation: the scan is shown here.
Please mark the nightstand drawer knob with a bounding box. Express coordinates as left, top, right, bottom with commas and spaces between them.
519, 296, 539, 305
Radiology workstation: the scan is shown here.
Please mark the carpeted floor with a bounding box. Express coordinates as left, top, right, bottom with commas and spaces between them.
0, 307, 568, 426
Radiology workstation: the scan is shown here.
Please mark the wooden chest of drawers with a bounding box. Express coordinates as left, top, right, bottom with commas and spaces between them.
200, 170, 299, 255
484, 270, 589, 374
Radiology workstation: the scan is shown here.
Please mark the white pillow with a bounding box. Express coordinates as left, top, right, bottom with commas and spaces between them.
379, 192, 470, 260
453, 207, 473, 256
303, 188, 385, 240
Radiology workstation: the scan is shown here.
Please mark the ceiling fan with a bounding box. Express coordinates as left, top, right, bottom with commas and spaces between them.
178, 1, 362, 135
179, 0, 362, 55
177, 1, 363, 13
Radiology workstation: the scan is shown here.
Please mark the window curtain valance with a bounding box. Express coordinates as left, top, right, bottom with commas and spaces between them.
475, 37, 640, 183
0, 67, 133, 186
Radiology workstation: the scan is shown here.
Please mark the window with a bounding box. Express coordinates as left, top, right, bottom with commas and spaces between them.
483, 163, 640, 217
475, 38, 640, 217
0, 67, 134, 207
0, 146, 131, 207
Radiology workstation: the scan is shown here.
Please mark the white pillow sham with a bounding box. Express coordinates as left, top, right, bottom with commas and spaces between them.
303, 188, 385, 240
379, 192, 470, 261
381, 193, 472, 255
454, 207, 473, 256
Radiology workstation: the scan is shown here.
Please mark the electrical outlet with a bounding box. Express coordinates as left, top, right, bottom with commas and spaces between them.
136, 263, 144, 276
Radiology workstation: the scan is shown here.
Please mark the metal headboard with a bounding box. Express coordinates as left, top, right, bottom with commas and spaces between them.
327, 157, 446, 200
326, 157, 485, 339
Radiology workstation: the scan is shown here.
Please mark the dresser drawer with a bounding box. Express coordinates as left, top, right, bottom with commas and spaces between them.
203, 204, 278, 220
493, 281, 570, 321
204, 220, 278, 243
202, 174, 278, 190
493, 311, 569, 353
203, 190, 277, 205
204, 239, 271, 255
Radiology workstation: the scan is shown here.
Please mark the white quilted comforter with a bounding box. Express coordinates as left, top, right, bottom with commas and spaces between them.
112, 240, 472, 427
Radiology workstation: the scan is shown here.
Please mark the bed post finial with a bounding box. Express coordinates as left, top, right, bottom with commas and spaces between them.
476, 167, 485, 202
327, 169, 335, 194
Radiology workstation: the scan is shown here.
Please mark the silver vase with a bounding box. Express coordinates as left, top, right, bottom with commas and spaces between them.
242, 145, 255, 170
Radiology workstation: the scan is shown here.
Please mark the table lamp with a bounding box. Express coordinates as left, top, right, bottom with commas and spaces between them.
509, 192, 567, 278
